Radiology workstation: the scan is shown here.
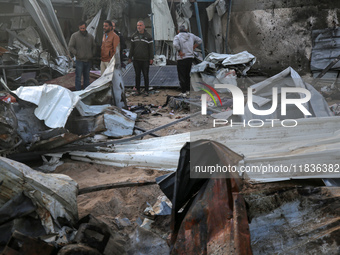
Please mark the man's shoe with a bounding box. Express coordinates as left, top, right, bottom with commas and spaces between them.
143, 92, 149, 97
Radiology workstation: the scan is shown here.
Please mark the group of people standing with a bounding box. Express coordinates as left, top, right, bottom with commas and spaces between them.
68, 19, 202, 98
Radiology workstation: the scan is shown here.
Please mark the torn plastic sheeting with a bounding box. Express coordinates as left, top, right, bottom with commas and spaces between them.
14, 84, 80, 128
86, 9, 101, 39
151, 0, 176, 41
23, 0, 69, 57
0, 156, 78, 234
242, 67, 333, 122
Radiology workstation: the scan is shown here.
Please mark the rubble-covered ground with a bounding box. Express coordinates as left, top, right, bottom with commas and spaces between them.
55, 160, 171, 239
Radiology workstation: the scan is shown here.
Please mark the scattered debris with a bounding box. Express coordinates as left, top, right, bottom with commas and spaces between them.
191, 51, 256, 91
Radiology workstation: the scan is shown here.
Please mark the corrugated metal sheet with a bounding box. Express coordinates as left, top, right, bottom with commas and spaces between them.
69, 116, 340, 181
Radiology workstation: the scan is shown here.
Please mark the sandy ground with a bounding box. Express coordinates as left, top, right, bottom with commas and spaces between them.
55, 160, 172, 235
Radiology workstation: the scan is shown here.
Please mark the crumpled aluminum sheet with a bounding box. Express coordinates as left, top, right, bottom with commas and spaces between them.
14, 84, 80, 128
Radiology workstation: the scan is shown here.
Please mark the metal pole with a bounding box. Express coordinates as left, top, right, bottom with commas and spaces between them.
226, 0, 232, 53
194, 1, 205, 59
151, 13, 156, 55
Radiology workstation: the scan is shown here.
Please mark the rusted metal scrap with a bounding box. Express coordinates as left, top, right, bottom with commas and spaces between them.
159, 140, 252, 254
170, 178, 252, 255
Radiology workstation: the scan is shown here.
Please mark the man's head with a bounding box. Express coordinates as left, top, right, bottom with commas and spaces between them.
112, 21, 116, 31
103, 20, 113, 33
179, 25, 187, 33
137, 20, 145, 33
78, 21, 87, 34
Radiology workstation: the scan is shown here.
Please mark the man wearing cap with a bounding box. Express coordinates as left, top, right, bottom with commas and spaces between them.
173, 25, 202, 97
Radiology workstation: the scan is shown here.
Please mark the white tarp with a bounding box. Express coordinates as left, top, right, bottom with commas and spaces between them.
151, 0, 176, 41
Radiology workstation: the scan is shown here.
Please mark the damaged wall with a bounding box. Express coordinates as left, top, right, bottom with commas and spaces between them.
227, 0, 340, 75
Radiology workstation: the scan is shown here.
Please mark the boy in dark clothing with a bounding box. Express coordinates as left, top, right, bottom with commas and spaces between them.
128, 20, 154, 96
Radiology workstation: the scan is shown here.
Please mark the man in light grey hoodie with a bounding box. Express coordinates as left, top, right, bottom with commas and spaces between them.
173, 25, 202, 96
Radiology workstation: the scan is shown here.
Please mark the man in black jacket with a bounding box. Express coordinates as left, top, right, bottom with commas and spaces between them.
128, 20, 154, 96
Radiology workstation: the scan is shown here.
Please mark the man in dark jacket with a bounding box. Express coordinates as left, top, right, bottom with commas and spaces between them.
68, 21, 96, 90
128, 20, 154, 96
